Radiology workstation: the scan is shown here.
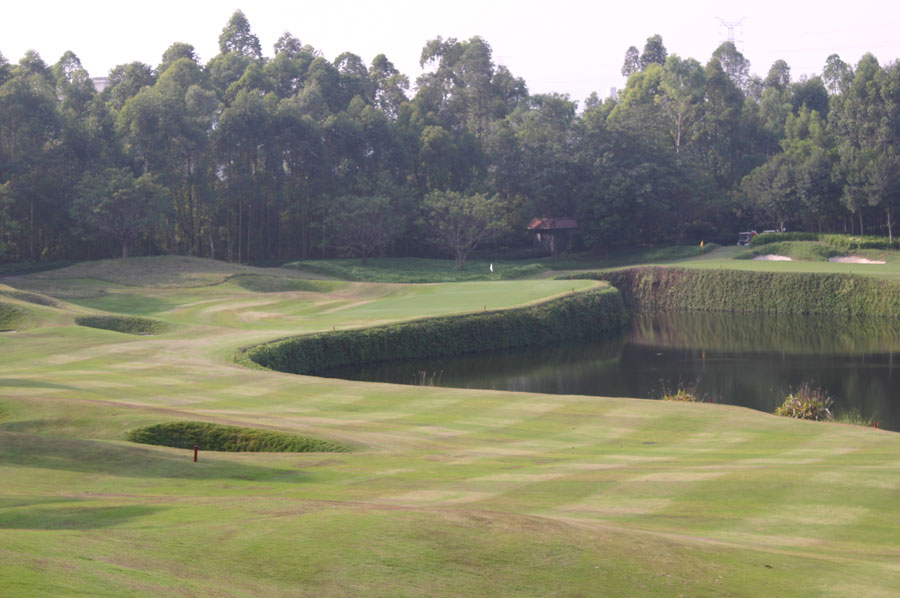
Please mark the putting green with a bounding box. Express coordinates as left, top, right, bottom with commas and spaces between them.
1, 257, 898, 597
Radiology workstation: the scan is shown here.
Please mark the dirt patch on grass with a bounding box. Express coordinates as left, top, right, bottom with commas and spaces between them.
828, 256, 886, 264
752, 254, 792, 261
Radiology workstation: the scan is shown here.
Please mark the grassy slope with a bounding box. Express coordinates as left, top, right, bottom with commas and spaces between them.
1, 256, 899, 597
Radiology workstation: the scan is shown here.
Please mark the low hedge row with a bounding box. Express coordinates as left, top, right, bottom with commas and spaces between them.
586, 267, 900, 316
126, 421, 348, 452
751, 232, 899, 251
243, 288, 627, 375
75, 315, 170, 335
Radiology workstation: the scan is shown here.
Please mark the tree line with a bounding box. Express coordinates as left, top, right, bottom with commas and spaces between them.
1, 10, 898, 266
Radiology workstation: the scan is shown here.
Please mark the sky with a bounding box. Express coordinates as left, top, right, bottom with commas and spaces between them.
3, 0, 898, 106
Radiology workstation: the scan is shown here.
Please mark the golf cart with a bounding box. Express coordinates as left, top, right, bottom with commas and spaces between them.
737, 231, 757, 246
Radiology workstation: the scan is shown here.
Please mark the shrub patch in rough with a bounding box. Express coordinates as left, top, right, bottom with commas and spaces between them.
0, 301, 31, 330
75, 315, 171, 335
0, 289, 61, 307
126, 421, 349, 452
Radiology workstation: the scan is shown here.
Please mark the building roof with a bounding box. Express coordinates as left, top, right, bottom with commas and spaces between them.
527, 217, 578, 231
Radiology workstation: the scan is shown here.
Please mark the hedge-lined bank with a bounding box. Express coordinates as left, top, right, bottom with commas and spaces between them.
243, 287, 627, 375
584, 267, 900, 315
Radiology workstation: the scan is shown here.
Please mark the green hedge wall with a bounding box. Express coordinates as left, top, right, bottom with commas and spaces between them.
586, 267, 900, 316
244, 288, 627, 375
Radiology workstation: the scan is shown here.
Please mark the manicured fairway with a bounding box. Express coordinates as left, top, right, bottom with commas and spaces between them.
1, 257, 899, 597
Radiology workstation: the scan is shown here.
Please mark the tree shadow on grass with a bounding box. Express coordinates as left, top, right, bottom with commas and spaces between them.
0, 432, 311, 482
0, 504, 162, 530
0, 378, 75, 390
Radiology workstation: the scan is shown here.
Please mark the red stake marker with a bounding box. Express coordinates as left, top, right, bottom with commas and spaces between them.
874, 421, 878, 429
194, 444, 199, 462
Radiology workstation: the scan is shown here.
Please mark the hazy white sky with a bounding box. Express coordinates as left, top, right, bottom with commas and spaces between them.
3, 1, 898, 105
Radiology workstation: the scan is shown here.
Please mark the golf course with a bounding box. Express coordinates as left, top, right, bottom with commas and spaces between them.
2, 249, 899, 597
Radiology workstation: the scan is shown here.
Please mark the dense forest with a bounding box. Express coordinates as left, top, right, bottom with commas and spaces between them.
1, 10, 899, 265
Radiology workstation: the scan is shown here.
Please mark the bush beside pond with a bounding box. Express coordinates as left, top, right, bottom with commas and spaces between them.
243, 288, 627, 375
589, 267, 900, 316
126, 421, 348, 452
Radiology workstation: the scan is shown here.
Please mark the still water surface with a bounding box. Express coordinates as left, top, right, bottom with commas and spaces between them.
324, 312, 900, 431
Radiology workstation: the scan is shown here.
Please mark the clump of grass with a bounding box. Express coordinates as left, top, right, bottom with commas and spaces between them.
75, 315, 170, 335
230, 275, 345, 293
659, 380, 699, 402
126, 421, 349, 453
414, 370, 443, 386
497, 263, 547, 279
775, 383, 833, 421
835, 408, 875, 427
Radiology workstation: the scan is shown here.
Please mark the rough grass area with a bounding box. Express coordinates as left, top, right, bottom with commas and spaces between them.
0, 289, 61, 307
0, 260, 74, 277
126, 421, 348, 452
0, 301, 31, 330
26, 255, 330, 288
285, 257, 549, 282
548, 244, 722, 271
74, 315, 171, 335
229, 274, 345, 293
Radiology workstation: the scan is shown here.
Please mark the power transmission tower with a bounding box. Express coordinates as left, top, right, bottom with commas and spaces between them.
717, 17, 745, 47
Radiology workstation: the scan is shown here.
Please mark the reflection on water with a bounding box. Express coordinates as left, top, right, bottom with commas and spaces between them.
323, 312, 900, 431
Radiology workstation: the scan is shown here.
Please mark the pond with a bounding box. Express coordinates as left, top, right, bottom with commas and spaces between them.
323, 311, 900, 431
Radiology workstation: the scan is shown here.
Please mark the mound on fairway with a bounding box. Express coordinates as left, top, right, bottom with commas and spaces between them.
26, 255, 331, 288
229, 274, 345, 293
126, 421, 349, 453
0, 289, 60, 307
75, 315, 171, 335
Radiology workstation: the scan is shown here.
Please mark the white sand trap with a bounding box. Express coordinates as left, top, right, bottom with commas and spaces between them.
828, 256, 886, 264
753, 254, 792, 261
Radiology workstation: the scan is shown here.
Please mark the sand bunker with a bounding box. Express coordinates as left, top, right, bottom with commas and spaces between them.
753, 254, 792, 261
828, 256, 886, 264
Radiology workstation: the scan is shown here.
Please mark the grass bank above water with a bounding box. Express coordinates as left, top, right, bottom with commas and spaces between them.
243, 286, 626, 375
579, 267, 900, 316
